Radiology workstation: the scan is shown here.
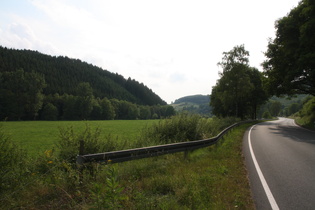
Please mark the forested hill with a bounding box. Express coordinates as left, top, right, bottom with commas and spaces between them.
171, 95, 212, 117
173, 95, 210, 105
0, 46, 166, 106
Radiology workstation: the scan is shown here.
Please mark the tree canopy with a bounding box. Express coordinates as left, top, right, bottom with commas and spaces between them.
211, 45, 268, 119
263, 0, 315, 96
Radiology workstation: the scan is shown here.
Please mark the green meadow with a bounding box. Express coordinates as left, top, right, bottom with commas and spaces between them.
1, 120, 158, 157
0, 116, 255, 208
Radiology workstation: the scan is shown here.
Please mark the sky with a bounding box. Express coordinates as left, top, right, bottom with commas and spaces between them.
0, 0, 301, 104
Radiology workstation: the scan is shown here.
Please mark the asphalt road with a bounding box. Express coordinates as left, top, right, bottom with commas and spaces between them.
243, 118, 315, 210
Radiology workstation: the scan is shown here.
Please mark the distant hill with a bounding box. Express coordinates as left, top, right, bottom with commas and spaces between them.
173, 94, 210, 105
171, 95, 212, 116
0, 46, 166, 106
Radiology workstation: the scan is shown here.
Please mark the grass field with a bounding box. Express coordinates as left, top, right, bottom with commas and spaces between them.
0, 120, 158, 157
0, 117, 255, 209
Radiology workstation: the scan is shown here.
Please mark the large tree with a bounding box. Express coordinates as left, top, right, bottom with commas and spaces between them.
263, 0, 315, 96
211, 45, 267, 119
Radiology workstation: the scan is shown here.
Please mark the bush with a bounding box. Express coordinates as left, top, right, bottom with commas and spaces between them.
262, 111, 272, 119
0, 126, 28, 195
56, 124, 121, 165
138, 113, 239, 146
57, 124, 104, 163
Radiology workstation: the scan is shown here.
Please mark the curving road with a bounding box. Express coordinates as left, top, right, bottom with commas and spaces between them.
243, 118, 315, 210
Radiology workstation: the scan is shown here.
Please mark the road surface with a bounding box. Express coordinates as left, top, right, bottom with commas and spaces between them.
243, 118, 315, 210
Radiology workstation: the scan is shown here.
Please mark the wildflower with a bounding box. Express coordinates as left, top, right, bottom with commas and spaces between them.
47, 161, 53, 164
44, 149, 53, 158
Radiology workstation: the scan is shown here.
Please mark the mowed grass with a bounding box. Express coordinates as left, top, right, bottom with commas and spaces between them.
0, 120, 158, 157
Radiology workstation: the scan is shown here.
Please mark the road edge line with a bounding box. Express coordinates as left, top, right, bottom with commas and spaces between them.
248, 125, 280, 210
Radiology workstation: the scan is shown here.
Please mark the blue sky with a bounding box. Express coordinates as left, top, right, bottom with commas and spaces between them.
0, 0, 300, 103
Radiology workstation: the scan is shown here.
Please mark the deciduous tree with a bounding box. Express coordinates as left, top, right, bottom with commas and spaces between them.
211, 45, 267, 119
263, 0, 315, 96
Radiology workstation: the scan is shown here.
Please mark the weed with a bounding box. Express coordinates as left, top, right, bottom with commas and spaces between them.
0, 126, 28, 196
89, 166, 126, 209
57, 124, 103, 163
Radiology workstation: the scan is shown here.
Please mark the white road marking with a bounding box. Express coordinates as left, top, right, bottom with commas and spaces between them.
248, 125, 280, 210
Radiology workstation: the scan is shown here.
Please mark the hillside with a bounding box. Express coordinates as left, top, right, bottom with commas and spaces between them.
173, 94, 210, 104
258, 95, 310, 118
0, 46, 166, 106
172, 95, 212, 116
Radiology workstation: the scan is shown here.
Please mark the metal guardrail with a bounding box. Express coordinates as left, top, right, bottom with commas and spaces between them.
77, 121, 246, 165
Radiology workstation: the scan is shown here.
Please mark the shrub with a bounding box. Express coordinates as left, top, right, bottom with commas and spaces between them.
0, 126, 28, 195
56, 123, 121, 165
262, 111, 272, 119
138, 113, 239, 146
57, 124, 106, 163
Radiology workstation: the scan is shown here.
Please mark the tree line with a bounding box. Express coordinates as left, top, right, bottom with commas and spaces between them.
0, 69, 175, 121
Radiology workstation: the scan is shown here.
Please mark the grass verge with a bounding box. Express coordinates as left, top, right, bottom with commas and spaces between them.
293, 96, 315, 131
295, 117, 315, 131
104, 122, 256, 209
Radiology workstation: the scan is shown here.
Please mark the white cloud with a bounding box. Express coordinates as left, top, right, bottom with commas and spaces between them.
0, 21, 59, 55
31, 0, 95, 29
0, 0, 301, 103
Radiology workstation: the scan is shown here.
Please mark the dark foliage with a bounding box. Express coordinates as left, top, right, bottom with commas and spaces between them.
263, 0, 315, 96
0, 46, 166, 106
0, 46, 174, 121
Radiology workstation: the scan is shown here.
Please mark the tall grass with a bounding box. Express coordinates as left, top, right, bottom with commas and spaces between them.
0, 116, 254, 209
137, 113, 238, 146
112, 122, 255, 209
0, 126, 28, 199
